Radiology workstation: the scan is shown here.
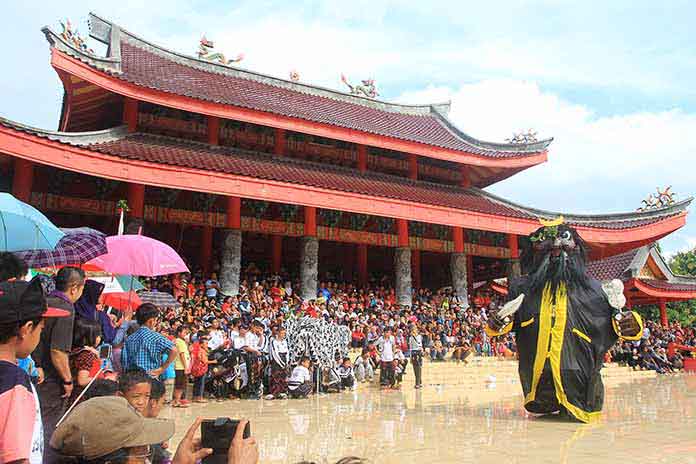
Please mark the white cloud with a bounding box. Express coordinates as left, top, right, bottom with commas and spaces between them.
398, 80, 696, 256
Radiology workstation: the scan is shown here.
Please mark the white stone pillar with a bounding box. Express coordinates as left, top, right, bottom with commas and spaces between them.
220, 229, 242, 296
394, 247, 412, 307
300, 236, 319, 300
450, 252, 470, 309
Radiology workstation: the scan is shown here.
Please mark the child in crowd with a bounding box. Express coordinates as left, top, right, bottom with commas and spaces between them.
173, 326, 191, 408
288, 357, 313, 398
337, 357, 356, 390
147, 379, 172, 464
82, 378, 119, 401
117, 369, 152, 414
0, 279, 70, 464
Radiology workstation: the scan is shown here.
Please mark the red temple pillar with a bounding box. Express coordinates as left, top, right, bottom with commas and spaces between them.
659, 299, 668, 328
409, 153, 418, 180
207, 116, 220, 145
357, 244, 368, 287
412, 249, 421, 289
508, 233, 521, 278
226, 197, 241, 229
397, 219, 409, 248
200, 226, 213, 275
460, 165, 471, 189
12, 158, 34, 202
304, 206, 317, 237
357, 145, 368, 172
123, 97, 139, 133
274, 128, 286, 155
127, 183, 145, 220
271, 235, 282, 274
453, 227, 465, 254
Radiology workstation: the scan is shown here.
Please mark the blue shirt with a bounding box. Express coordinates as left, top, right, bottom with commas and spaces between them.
121, 327, 174, 373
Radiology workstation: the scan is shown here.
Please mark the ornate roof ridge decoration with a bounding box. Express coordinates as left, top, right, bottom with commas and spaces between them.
198, 35, 244, 65
429, 107, 553, 153
638, 186, 677, 212
506, 129, 538, 145
477, 187, 692, 225
42, 13, 550, 155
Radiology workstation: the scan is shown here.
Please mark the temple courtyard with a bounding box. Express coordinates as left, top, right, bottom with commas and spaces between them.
165, 359, 696, 463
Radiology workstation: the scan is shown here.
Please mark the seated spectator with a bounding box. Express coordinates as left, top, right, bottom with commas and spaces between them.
451, 339, 472, 364
430, 340, 448, 361
288, 357, 313, 398
353, 351, 374, 383
118, 370, 153, 414
337, 357, 355, 390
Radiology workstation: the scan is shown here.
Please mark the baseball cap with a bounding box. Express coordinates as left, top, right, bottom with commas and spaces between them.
50, 396, 175, 460
0, 279, 69, 323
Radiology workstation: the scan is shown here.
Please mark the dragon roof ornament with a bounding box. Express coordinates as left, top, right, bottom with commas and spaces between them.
638, 186, 677, 212
198, 35, 243, 65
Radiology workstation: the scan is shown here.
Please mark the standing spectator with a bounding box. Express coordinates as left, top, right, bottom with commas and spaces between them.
69, 318, 104, 403
173, 326, 190, 408
408, 326, 424, 389
33, 266, 85, 460
121, 303, 178, 377
190, 331, 211, 403
0, 278, 70, 464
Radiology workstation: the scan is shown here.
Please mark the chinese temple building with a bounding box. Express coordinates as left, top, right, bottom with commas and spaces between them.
0, 13, 692, 305
588, 244, 696, 326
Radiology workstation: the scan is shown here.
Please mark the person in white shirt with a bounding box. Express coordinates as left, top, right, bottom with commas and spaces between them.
207, 319, 226, 351
378, 327, 396, 388
353, 350, 374, 383
288, 357, 313, 398
241, 321, 265, 399
266, 327, 289, 400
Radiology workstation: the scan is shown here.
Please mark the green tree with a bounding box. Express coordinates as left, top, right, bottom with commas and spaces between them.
665, 245, 696, 325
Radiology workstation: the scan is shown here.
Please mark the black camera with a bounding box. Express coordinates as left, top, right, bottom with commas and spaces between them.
201, 418, 251, 464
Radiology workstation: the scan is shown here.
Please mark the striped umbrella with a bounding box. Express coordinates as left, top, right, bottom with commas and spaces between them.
15, 227, 107, 268
137, 290, 181, 309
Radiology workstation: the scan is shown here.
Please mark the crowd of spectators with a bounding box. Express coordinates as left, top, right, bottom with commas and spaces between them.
610, 319, 695, 374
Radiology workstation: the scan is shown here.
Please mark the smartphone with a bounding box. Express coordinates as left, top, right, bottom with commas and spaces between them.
201, 418, 251, 464
98, 344, 112, 360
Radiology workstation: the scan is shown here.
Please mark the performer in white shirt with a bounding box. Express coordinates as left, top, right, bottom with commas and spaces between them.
378, 327, 396, 388
288, 357, 313, 398
266, 327, 289, 400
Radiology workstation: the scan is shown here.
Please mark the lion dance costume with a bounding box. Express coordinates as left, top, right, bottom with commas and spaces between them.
487, 217, 643, 423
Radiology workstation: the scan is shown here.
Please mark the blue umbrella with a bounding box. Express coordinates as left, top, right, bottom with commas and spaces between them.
0, 193, 64, 252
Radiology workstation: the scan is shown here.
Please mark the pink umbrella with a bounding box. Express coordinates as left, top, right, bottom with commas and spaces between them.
86, 235, 189, 277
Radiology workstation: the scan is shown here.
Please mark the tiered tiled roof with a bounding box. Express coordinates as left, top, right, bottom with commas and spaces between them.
41, 13, 551, 189
587, 248, 641, 281
1, 116, 690, 240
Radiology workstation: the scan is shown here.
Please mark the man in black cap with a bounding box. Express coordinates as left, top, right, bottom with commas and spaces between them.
0, 278, 70, 463
32, 265, 85, 459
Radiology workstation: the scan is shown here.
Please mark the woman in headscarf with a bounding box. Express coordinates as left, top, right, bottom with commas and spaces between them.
74, 279, 117, 344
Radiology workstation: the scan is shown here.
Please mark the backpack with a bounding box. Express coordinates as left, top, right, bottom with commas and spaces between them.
190, 343, 208, 377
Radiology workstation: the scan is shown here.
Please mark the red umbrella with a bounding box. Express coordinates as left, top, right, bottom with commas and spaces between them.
102, 291, 142, 312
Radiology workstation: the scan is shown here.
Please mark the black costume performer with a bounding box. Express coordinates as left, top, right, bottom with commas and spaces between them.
487, 218, 643, 423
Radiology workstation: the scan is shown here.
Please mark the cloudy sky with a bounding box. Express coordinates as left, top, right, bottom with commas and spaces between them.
1, 1, 694, 256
